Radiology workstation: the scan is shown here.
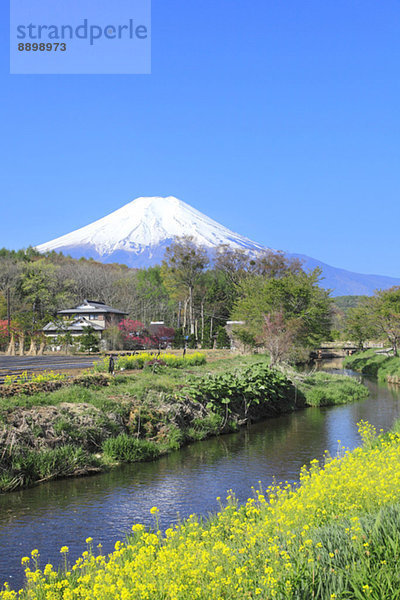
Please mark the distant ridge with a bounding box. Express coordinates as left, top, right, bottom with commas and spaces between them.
288, 253, 400, 296
36, 195, 400, 295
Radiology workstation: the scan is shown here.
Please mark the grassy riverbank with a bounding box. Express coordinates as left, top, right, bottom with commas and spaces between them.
0, 353, 368, 492
343, 349, 400, 383
294, 371, 369, 407
3, 421, 400, 599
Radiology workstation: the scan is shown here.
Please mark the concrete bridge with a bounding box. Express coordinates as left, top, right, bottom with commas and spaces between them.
311, 342, 386, 360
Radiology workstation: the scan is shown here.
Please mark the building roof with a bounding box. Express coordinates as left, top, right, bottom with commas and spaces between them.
57, 299, 127, 316
44, 317, 104, 333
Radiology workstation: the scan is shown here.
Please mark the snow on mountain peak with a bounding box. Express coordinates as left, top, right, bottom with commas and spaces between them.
34, 195, 400, 295
36, 196, 269, 262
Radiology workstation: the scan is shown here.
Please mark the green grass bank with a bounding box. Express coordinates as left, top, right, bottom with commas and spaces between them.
0, 354, 368, 492
343, 349, 400, 384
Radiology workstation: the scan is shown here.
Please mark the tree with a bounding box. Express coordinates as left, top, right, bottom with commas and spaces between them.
60, 259, 128, 307
345, 299, 377, 350
151, 325, 175, 348
0, 320, 9, 351
1, 320, 25, 355
0, 293, 6, 319
103, 326, 124, 351
79, 326, 100, 353
233, 327, 256, 352
373, 287, 400, 356
16, 259, 72, 320
249, 250, 303, 279
135, 267, 173, 324
172, 328, 185, 349
110, 275, 139, 315
215, 326, 230, 349
0, 259, 23, 328
214, 245, 251, 287
214, 247, 303, 284
232, 268, 332, 360
57, 331, 74, 354
118, 319, 156, 350
161, 237, 209, 335
257, 312, 300, 366
199, 270, 233, 343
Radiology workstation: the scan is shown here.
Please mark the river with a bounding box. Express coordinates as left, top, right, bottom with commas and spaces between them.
2, 363, 400, 588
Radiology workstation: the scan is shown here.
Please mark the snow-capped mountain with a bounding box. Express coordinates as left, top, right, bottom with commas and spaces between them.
36, 196, 270, 266
36, 195, 400, 295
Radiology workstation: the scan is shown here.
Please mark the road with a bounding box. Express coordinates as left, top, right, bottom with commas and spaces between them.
0, 355, 100, 382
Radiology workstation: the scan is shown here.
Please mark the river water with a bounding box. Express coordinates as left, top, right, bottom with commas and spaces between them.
2, 363, 400, 588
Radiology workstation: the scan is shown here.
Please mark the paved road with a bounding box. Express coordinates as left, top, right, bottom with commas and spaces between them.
0, 355, 100, 379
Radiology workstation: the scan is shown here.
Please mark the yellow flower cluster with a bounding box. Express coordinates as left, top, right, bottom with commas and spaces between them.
3, 370, 66, 385
3, 426, 400, 599
95, 351, 206, 372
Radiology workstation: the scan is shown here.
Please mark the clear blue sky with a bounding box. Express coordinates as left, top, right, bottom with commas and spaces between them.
1, 0, 400, 277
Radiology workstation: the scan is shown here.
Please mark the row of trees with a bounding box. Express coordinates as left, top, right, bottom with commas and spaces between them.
0, 319, 46, 355
3, 242, 400, 360
0, 248, 173, 350
0, 239, 334, 358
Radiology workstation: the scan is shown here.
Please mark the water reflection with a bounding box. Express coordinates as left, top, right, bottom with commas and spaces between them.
1, 364, 400, 587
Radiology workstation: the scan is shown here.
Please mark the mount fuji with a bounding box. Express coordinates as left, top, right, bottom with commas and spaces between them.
36, 195, 400, 296
36, 196, 270, 266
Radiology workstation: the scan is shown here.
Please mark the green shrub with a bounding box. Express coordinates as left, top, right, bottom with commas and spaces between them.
0, 446, 98, 492
215, 326, 230, 349
183, 363, 301, 418
192, 413, 222, 434
300, 372, 369, 407
102, 434, 160, 463
78, 327, 100, 353
172, 328, 185, 348
165, 425, 184, 450
72, 373, 111, 387
187, 414, 223, 441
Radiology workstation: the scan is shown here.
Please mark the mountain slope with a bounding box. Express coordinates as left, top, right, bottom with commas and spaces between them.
288, 253, 400, 296
36, 195, 400, 295
36, 196, 269, 264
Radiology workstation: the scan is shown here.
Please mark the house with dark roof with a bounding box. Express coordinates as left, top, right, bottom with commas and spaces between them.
43, 300, 128, 349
